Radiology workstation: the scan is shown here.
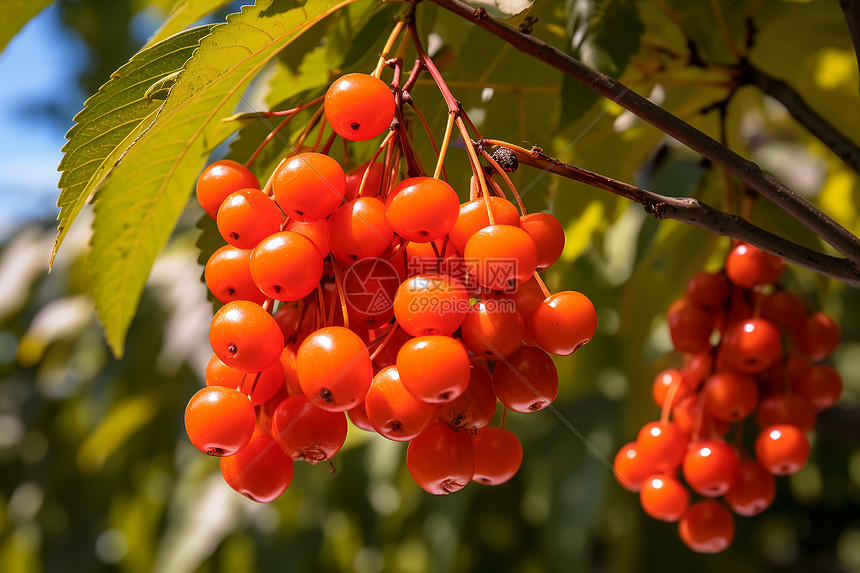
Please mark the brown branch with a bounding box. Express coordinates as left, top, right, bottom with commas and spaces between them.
840, 0, 860, 93
429, 0, 860, 272
742, 63, 860, 176
486, 140, 860, 287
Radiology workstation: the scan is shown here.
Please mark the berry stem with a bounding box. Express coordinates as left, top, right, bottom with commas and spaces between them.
433, 112, 456, 179
331, 259, 350, 330
499, 406, 508, 430
456, 116, 494, 224
373, 20, 406, 78
660, 373, 683, 425
358, 130, 396, 198
294, 103, 326, 152
368, 323, 400, 362
532, 271, 551, 299
405, 94, 448, 181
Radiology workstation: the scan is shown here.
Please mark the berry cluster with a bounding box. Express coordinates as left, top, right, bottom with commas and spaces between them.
613, 242, 843, 553
185, 70, 597, 502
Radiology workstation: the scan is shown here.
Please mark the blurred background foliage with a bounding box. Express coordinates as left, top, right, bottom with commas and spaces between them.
1, 0, 859, 571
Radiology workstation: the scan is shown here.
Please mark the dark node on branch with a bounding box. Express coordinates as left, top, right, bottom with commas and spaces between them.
492, 147, 519, 172
473, 7, 487, 20
686, 40, 705, 68
518, 15, 538, 35
744, 17, 758, 50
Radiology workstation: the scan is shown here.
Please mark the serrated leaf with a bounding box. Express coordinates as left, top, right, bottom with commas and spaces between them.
144, 0, 233, 48
89, 0, 355, 357
560, 0, 644, 126
0, 0, 54, 54
54, 25, 214, 267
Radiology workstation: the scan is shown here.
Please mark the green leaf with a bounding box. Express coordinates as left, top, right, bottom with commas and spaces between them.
77, 395, 159, 472
144, 0, 233, 48
0, 0, 54, 54
53, 25, 214, 267
89, 0, 355, 357
560, 0, 644, 126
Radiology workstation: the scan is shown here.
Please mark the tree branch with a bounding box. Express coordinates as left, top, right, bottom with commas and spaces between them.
840, 0, 860, 93
742, 63, 860, 176
485, 140, 860, 287
428, 0, 860, 272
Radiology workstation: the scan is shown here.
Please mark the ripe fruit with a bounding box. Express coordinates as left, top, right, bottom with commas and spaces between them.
530, 291, 597, 355
396, 335, 470, 403
492, 346, 558, 413
365, 366, 436, 441
681, 440, 739, 497
721, 318, 782, 373
205, 353, 284, 406
703, 371, 758, 422
196, 159, 259, 219
407, 423, 476, 495
220, 432, 294, 502
463, 225, 538, 290
209, 300, 284, 373
797, 312, 841, 360
436, 364, 497, 431
685, 272, 730, 311
185, 386, 256, 456
250, 231, 324, 301
296, 326, 372, 412
667, 301, 714, 353
472, 426, 523, 485
393, 273, 469, 336
327, 197, 395, 262
793, 364, 843, 411
613, 441, 655, 493
272, 152, 345, 221
272, 395, 348, 463
216, 188, 282, 249
448, 197, 520, 253
755, 424, 810, 475
204, 245, 266, 305
324, 73, 395, 141
724, 459, 776, 516
725, 242, 784, 287
640, 474, 690, 522
385, 177, 460, 243
651, 368, 694, 409
519, 212, 565, 269
636, 421, 688, 473
459, 298, 524, 360
679, 500, 734, 553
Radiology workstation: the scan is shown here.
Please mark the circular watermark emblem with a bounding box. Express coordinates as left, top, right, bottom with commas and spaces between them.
342, 258, 401, 319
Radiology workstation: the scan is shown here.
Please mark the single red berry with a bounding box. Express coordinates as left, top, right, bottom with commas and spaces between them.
285, 218, 330, 257
196, 159, 259, 219
519, 212, 565, 269
209, 300, 284, 373
325, 73, 395, 141
185, 386, 256, 456
472, 426, 523, 486
464, 225, 538, 290
386, 177, 460, 243
448, 197, 520, 253
613, 441, 656, 493
460, 298, 524, 360
205, 353, 284, 406
760, 290, 807, 336
636, 421, 689, 473
756, 394, 816, 432
249, 231, 324, 301
344, 161, 386, 200
396, 335, 470, 403
436, 364, 497, 431
216, 188, 282, 249
407, 423, 476, 495
685, 272, 730, 311
272, 152, 345, 221
679, 500, 735, 553
651, 368, 695, 409
272, 302, 303, 341
204, 245, 266, 305
725, 242, 785, 287
640, 474, 690, 522
755, 424, 810, 475
531, 291, 597, 356
492, 346, 558, 413
393, 273, 469, 337
327, 197, 395, 262
721, 318, 782, 373
667, 301, 714, 354
682, 440, 740, 497
703, 371, 759, 422
796, 312, 841, 360
346, 401, 375, 432
220, 431, 294, 502
365, 366, 436, 441
296, 326, 372, 412
792, 364, 843, 411
724, 459, 776, 516
271, 394, 348, 464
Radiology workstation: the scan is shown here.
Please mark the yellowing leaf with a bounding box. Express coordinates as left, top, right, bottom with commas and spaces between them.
0, 0, 54, 54
144, 0, 233, 48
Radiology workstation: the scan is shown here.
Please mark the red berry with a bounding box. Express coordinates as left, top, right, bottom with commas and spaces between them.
365, 366, 437, 441
703, 371, 759, 422
760, 290, 807, 335
345, 161, 386, 200
667, 301, 714, 354
679, 500, 734, 553
721, 318, 782, 373
327, 197, 395, 262
407, 423, 476, 495
448, 197, 520, 253
285, 218, 330, 257
205, 353, 284, 406
436, 364, 497, 431
793, 364, 843, 411
250, 231, 324, 301
386, 177, 460, 243
396, 335, 471, 403
682, 440, 739, 497
685, 272, 730, 311
636, 421, 689, 473
651, 369, 695, 409
724, 459, 776, 516
530, 291, 597, 355
296, 326, 372, 412
196, 159, 259, 219
756, 394, 816, 432
464, 225, 538, 290
271, 394, 348, 464
220, 432, 294, 502
492, 346, 558, 413
755, 424, 810, 475
640, 474, 690, 522
613, 441, 655, 492
204, 245, 266, 305
209, 300, 284, 372
796, 312, 841, 360
725, 242, 784, 287
185, 386, 255, 456
272, 152, 345, 221
216, 188, 282, 249
325, 73, 395, 141
460, 298, 524, 360
519, 212, 565, 269
472, 426, 523, 486
393, 273, 469, 337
